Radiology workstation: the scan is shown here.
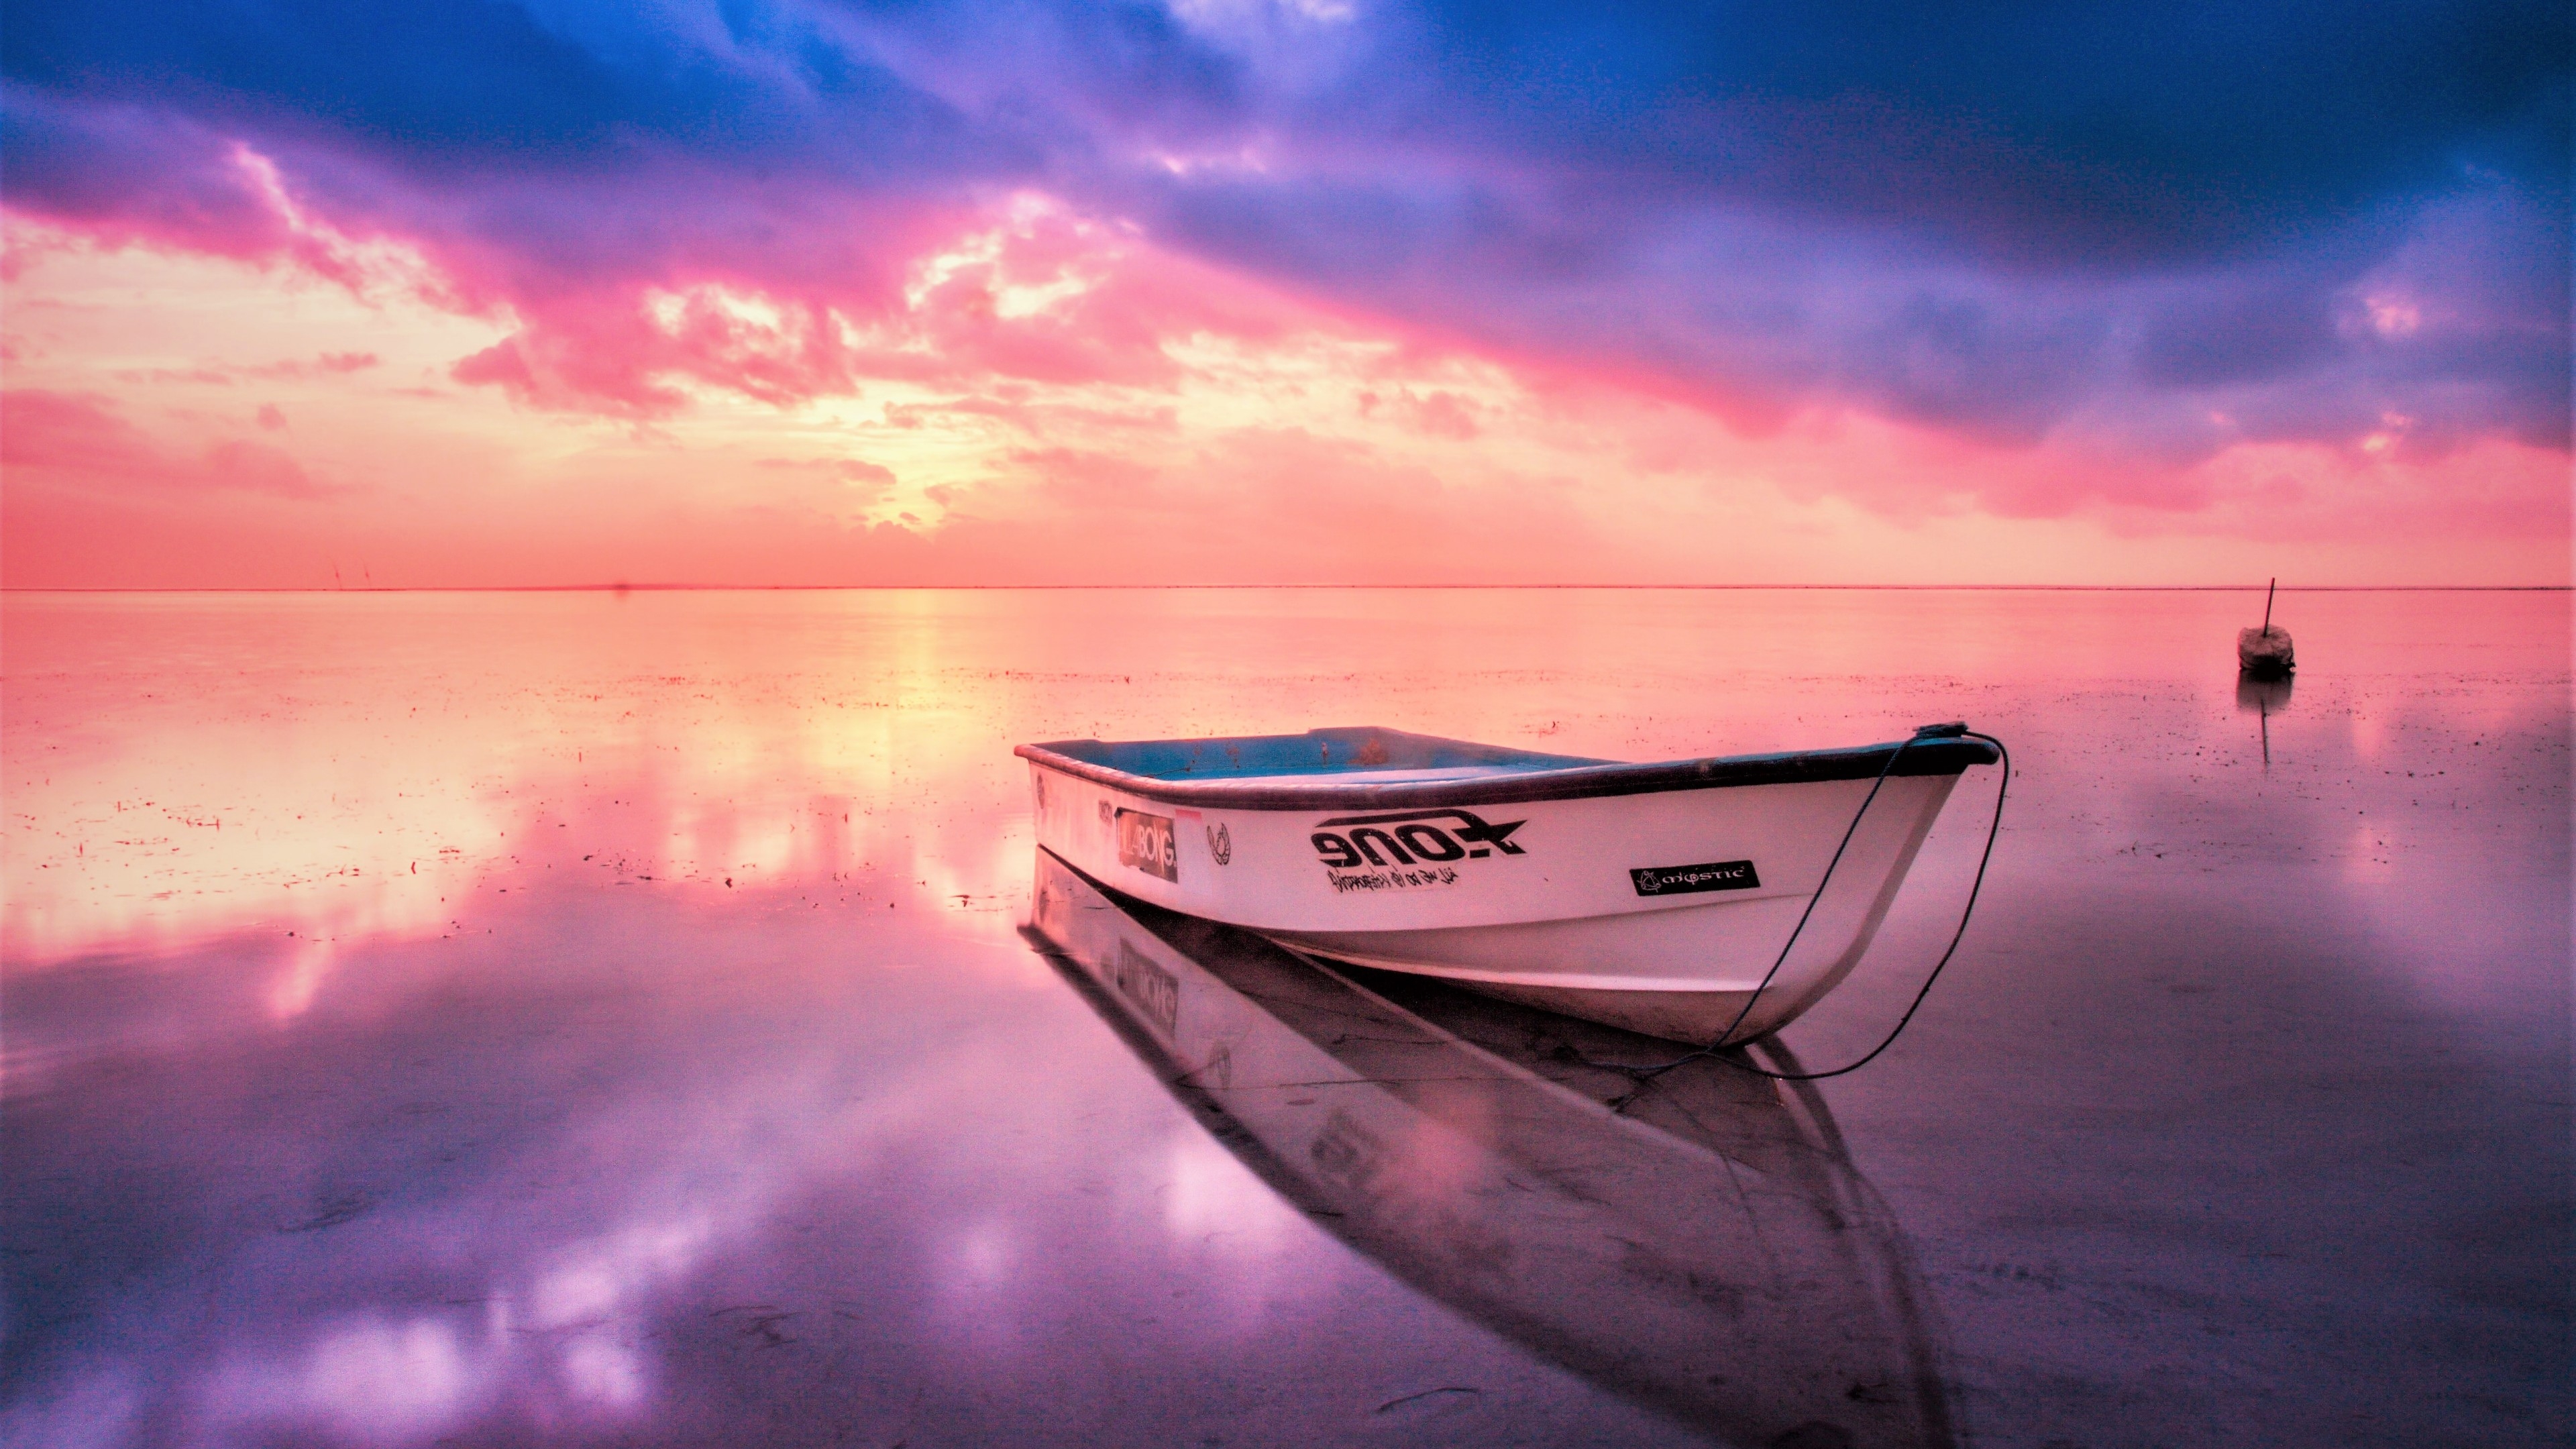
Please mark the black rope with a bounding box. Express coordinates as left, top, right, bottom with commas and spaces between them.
1597, 724, 2010, 1084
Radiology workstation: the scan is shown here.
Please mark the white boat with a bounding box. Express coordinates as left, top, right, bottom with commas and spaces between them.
1018, 723, 2000, 1044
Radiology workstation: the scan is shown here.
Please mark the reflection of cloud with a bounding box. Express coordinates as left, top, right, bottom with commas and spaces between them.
0, 612, 1018, 969
203, 1316, 480, 1446
0, 1370, 138, 1449
47, 906, 1023, 1444
199, 1299, 648, 1441
1158, 1128, 1321, 1332
2343, 818, 2396, 881
1163, 1128, 1295, 1254
560, 1334, 647, 1410
947, 1220, 1019, 1287
531, 1218, 714, 1329
266, 935, 337, 1019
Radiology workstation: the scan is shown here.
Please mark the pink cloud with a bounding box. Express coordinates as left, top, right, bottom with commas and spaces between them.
2, 389, 341, 500
435, 198, 1332, 418
1355, 387, 1481, 439
1, 144, 2563, 590
1, 390, 158, 477
102, 353, 382, 388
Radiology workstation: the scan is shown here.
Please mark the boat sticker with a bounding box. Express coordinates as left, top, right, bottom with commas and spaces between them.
1630, 859, 1760, 896
1205, 821, 1232, 865
1328, 865, 1458, 893
1309, 808, 1525, 865
1307, 808, 1521, 891
1107, 938, 1180, 1038
1309, 1110, 1387, 1193
1116, 808, 1180, 882
1195, 1038, 1234, 1090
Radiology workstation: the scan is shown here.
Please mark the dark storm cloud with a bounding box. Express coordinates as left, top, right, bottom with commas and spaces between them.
3, 0, 2565, 453
1335, 0, 2567, 262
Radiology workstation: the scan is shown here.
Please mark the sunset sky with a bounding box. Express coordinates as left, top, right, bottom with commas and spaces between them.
3, 1, 2567, 587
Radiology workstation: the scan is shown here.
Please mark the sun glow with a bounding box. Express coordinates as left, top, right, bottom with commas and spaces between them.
5, 189, 2566, 588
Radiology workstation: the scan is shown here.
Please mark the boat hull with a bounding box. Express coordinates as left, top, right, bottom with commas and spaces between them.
2238, 625, 2295, 680
1023, 737, 1977, 1043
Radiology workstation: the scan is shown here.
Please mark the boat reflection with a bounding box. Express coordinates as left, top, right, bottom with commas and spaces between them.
1024, 848, 1957, 1448
2235, 674, 2295, 715
2237, 674, 2294, 765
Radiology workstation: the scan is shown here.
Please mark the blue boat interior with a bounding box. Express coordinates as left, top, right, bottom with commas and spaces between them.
1036, 727, 1611, 781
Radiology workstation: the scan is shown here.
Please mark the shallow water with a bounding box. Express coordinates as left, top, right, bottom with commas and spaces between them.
3, 588, 2567, 1448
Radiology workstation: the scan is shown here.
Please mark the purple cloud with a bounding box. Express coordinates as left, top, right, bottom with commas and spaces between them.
1, 0, 2563, 470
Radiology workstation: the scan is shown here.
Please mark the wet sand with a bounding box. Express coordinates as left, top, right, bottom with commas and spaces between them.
3, 588, 2567, 1447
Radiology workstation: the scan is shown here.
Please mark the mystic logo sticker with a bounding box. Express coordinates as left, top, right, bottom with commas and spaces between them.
1309, 808, 1525, 892
1206, 821, 1232, 865
1116, 808, 1179, 882
1631, 860, 1760, 896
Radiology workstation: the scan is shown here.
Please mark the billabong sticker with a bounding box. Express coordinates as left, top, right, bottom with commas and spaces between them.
1116, 808, 1179, 882
1631, 860, 1760, 896
1107, 938, 1179, 1038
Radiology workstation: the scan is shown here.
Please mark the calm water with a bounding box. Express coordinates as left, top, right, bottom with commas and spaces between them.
3, 588, 2567, 1448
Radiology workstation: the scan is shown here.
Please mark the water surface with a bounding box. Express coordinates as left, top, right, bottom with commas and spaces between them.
4, 588, 2567, 1447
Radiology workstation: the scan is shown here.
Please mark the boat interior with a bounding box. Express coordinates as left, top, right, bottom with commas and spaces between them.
1034, 725, 1611, 782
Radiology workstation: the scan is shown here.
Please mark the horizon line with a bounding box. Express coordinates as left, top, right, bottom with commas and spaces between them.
1, 583, 2568, 594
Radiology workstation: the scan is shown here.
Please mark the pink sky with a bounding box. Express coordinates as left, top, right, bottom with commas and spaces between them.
4, 3, 2567, 587
7, 208, 2560, 588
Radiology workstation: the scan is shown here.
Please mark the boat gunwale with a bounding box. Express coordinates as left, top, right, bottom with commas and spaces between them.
1016, 731, 1998, 811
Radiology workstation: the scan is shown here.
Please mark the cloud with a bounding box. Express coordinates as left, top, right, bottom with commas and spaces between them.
0, 390, 158, 477
251, 352, 380, 378
0, 96, 302, 261
752, 454, 900, 506
877, 425, 1613, 584
2, 389, 344, 498
0, 0, 2563, 511
109, 353, 382, 387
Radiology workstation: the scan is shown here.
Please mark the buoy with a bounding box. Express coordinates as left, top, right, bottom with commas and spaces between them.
2238, 578, 2294, 681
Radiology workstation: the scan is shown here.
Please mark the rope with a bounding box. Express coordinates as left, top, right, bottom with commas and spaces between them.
1597, 724, 2010, 1084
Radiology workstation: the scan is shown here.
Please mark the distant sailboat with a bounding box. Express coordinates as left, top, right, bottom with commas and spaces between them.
2238, 578, 2294, 680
